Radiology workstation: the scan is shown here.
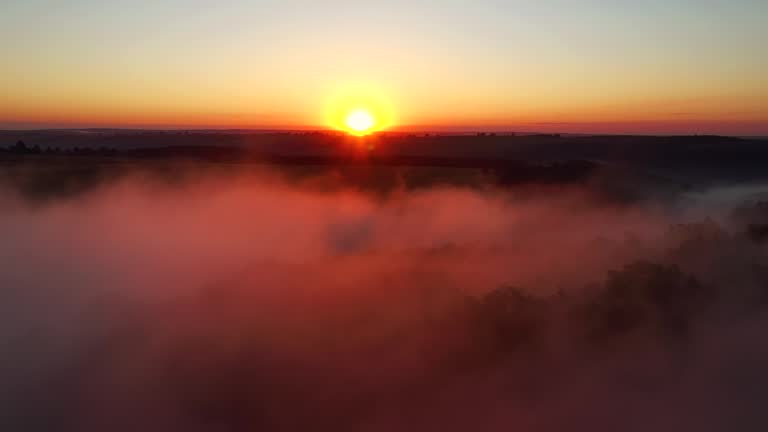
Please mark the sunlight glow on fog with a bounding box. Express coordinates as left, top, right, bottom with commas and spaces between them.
2, 168, 768, 430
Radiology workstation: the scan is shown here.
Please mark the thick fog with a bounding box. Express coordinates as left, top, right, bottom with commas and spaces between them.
2, 167, 767, 431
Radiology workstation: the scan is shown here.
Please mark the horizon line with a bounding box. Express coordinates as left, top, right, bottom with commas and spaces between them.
1, 127, 766, 139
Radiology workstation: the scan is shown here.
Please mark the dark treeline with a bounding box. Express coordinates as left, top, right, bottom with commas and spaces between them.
3, 131, 768, 164
2, 139, 119, 157
5, 131, 768, 206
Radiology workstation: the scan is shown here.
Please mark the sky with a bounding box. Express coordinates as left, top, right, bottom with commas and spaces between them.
1, 0, 766, 134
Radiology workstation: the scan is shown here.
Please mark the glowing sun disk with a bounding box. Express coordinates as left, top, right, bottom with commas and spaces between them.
325, 85, 395, 135
345, 109, 375, 134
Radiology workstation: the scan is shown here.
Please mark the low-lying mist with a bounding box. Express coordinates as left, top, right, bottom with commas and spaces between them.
2, 166, 768, 431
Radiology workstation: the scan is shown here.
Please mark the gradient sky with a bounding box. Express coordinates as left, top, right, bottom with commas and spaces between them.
1, 0, 766, 134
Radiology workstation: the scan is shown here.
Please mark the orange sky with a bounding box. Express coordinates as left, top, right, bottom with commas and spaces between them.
1, 1, 766, 135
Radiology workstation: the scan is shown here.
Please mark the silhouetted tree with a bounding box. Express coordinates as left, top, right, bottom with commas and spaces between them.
583, 261, 710, 344
12, 140, 28, 153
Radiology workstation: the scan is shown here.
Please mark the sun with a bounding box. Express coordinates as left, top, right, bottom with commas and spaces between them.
324, 84, 395, 136
344, 109, 376, 135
